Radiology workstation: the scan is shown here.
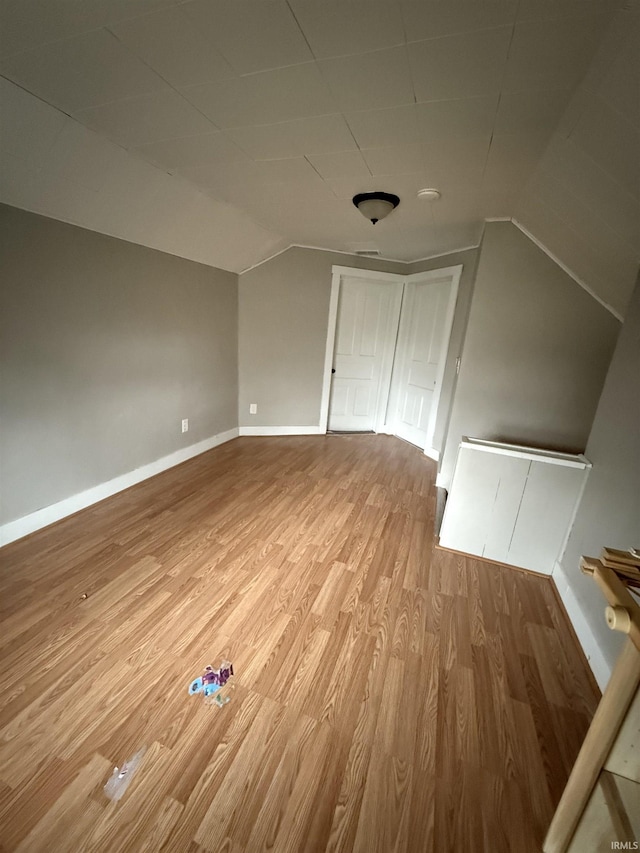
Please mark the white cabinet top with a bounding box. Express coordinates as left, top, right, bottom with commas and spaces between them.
460, 437, 591, 469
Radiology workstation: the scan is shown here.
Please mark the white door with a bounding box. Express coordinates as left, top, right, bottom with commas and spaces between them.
328, 275, 402, 432
387, 271, 459, 451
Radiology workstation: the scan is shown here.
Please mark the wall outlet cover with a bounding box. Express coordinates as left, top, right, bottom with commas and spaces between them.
182, 418, 189, 433
249, 404, 257, 415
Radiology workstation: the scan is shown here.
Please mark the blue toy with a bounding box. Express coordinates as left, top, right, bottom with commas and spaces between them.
188, 661, 234, 700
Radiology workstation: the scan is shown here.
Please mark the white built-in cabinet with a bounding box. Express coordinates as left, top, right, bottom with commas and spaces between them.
439, 437, 591, 575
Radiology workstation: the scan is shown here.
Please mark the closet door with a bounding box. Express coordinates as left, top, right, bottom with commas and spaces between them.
388, 270, 459, 452
328, 274, 403, 432
322, 264, 461, 443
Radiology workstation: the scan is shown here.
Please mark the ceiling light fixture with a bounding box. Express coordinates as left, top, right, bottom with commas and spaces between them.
417, 188, 441, 201
353, 191, 400, 224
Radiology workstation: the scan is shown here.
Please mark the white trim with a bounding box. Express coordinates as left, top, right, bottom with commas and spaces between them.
510, 219, 623, 322
289, 244, 405, 266
237, 242, 293, 275
556, 462, 592, 565
238, 426, 323, 436
0, 428, 239, 547
238, 243, 403, 275
408, 245, 480, 265
460, 437, 591, 469
238, 242, 481, 276
435, 471, 447, 488
424, 447, 440, 462
423, 265, 462, 452
319, 270, 342, 433
330, 264, 406, 282
552, 560, 612, 690
220, 208, 631, 320
404, 264, 462, 284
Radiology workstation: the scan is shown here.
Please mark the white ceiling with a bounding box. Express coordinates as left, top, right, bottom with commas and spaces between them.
0, 0, 625, 266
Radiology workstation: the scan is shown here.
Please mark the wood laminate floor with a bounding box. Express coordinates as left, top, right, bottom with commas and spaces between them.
0, 435, 599, 852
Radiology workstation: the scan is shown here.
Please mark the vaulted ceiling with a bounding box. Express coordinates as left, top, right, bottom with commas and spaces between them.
1, 0, 638, 311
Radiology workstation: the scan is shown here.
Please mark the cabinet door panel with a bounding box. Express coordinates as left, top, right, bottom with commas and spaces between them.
507, 462, 584, 574
440, 449, 528, 560
482, 458, 530, 564
439, 447, 500, 555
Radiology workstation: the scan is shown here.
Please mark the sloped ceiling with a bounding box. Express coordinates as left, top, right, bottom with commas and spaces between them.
0, 76, 287, 273
1, 0, 637, 304
515, 4, 640, 318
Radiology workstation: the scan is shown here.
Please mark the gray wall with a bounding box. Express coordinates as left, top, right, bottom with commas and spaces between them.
439, 221, 621, 490
0, 204, 238, 525
557, 272, 640, 675
238, 245, 478, 446
238, 247, 406, 428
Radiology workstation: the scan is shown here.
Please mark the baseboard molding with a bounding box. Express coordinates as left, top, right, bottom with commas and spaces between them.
424, 446, 440, 462
434, 539, 551, 578
238, 426, 324, 436
0, 428, 239, 548
551, 560, 612, 691
435, 472, 447, 489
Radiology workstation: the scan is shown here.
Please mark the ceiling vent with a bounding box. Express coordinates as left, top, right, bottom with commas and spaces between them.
348, 242, 381, 257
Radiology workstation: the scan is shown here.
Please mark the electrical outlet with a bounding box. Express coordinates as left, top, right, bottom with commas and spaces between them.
249, 403, 257, 415
182, 418, 189, 433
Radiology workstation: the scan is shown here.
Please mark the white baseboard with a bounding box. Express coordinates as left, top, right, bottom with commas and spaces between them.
0, 428, 239, 548
552, 560, 612, 691
435, 472, 448, 489
238, 425, 324, 436
424, 447, 440, 462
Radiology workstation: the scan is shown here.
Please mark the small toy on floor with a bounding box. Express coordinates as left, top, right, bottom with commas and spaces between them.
189, 661, 235, 708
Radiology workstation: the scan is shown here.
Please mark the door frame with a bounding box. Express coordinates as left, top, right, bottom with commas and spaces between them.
320, 264, 462, 461
384, 266, 462, 459
319, 266, 405, 434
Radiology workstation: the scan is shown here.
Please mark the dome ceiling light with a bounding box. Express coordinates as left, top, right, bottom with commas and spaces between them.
353, 191, 400, 224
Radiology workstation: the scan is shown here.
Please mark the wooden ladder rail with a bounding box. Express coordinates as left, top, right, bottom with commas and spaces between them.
543, 561, 640, 853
